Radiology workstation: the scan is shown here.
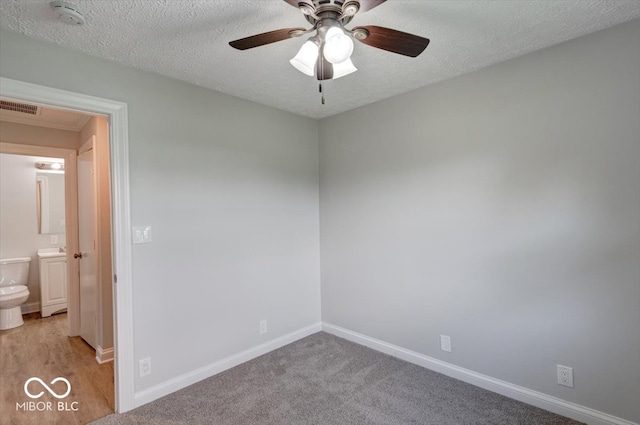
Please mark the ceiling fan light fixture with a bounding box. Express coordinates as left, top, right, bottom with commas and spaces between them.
323, 26, 354, 64
332, 57, 357, 79
290, 38, 320, 76
230, 1, 432, 84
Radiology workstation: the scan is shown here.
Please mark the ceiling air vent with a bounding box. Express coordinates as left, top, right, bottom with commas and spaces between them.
0, 100, 39, 115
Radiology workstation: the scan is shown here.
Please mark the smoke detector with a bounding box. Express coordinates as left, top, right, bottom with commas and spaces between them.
50, 1, 85, 26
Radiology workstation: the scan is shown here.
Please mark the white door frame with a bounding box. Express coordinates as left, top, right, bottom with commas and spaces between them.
0, 77, 135, 412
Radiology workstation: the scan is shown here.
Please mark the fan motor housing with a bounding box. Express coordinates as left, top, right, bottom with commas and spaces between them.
301, 0, 358, 26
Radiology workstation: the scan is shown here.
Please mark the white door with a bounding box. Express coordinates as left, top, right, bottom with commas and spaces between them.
77, 138, 98, 349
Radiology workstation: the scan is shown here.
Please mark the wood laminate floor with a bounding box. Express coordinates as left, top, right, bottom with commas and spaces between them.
0, 313, 114, 425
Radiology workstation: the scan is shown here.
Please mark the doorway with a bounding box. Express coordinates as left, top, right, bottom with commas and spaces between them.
0, 111, 114, 423
0, 76, 134, 413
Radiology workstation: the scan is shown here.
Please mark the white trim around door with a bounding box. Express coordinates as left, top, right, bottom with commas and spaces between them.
0, 77, 135, 413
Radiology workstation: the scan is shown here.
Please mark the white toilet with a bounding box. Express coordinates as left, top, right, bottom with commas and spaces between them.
0, 257, 31, 330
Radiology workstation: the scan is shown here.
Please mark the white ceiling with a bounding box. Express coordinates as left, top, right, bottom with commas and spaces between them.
0, 1, 638, 119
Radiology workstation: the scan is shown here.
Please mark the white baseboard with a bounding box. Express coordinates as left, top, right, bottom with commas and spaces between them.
133, 322, 322, 409
21, 302, 40, 314
96, 345, 114, 364
322, 322, 637, 425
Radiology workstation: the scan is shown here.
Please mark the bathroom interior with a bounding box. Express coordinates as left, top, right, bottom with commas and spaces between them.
0, 101, 116, 422
0, 154, 68, 327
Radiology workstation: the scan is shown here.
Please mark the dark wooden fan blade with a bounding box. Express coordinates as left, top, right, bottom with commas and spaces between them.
358, 0, 387, 12
316, 49, 334, 81
353, 25, 430, 57
229, 28, 306, 50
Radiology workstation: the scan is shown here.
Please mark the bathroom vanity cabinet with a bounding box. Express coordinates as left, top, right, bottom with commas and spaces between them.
38, 250, 67, 317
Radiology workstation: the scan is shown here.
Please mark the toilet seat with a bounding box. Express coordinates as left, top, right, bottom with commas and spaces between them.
0, 285, 29, 300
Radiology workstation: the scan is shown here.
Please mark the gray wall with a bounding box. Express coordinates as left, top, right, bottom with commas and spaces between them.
319, 20, 640, 423
0, 29, 321, 392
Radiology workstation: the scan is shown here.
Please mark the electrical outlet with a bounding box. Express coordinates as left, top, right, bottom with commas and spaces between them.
440, 335, 452, 352
139, 357, 151, 377
557, 365, 573, 388
259, 320, 267, 334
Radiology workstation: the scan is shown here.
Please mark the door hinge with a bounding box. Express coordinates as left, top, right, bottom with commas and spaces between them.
114, 274, 117, 283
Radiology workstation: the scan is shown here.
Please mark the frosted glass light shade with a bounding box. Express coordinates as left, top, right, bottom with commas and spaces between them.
332, 58, 357, 79
323, 27, 354, 64
290, 40, 319, 76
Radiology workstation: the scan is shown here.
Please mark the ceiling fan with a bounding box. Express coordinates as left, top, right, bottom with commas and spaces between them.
229, 0, 430, 81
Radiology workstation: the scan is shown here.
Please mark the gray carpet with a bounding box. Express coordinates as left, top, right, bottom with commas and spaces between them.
92, 332, 582, 425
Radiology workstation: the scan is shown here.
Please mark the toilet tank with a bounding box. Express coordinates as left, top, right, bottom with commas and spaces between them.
0, 257, 31, 287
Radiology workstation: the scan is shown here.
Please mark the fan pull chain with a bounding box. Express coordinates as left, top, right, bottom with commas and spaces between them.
319, 83, 325, 105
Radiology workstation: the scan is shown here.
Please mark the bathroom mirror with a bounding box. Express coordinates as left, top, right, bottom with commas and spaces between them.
36, 170, 66, 234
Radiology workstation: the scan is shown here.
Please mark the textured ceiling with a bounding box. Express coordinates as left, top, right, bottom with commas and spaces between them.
0, 1, 638, 119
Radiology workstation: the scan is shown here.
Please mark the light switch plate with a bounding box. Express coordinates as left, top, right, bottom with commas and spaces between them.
132, 226, 153, 244
440, 335, 452, 352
